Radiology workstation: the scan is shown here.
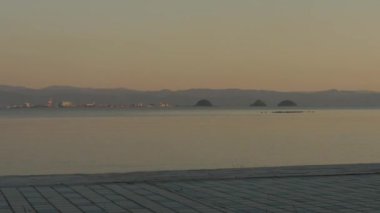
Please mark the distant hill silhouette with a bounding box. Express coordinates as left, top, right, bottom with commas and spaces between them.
278, 100, 297, 107
250, 100, 267, 107
1, 85, 380, 107
195, 99, 213, 107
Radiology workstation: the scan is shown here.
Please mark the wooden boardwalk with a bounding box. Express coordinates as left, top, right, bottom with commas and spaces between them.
1, 163, 380, 212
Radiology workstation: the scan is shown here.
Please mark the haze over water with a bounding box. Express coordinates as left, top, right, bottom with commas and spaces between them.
1, 109, 379, 176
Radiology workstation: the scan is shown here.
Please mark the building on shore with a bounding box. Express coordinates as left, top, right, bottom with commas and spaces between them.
47, 99, 54, 108
23, 102, 32, 108
159, 102, 170, 108
58, 101, 75, 108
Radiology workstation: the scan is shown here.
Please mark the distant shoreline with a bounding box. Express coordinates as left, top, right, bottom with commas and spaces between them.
2, 85, 380, 108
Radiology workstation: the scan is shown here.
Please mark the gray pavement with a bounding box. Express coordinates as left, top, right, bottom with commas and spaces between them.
1, 164, 380, 212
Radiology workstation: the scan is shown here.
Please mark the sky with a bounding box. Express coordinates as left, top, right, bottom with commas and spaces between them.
1, 0, 380, 91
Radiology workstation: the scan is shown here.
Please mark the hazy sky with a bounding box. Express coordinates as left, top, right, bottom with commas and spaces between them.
1, 0, 380, 91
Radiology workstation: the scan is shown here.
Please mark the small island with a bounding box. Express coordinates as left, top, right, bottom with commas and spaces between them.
277, 100, 297, 107
195, 99, 213, 107
250, 100, 267, 107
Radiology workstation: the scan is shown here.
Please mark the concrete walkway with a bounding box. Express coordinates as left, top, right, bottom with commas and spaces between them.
1, 163, 380, 213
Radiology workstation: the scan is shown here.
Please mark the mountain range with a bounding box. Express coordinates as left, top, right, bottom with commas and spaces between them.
1, 85, 380, 107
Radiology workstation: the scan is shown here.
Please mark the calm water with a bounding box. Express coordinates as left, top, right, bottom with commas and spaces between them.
0, 108, 379, 176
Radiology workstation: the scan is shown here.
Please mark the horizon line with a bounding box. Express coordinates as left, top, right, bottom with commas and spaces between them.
0, 84, 378, 93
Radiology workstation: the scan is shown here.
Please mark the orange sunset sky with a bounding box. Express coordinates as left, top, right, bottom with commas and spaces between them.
1, 0, 380, 91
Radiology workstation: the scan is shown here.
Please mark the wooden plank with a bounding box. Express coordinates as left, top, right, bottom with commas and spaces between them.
35, 186, 82, 213
141, 184, 224, 213
105, 184, 173, 213
71, 185, 127, 212
1, 188, 35, 213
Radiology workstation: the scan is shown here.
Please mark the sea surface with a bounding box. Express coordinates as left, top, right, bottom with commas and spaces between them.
0, 108, 379, 176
